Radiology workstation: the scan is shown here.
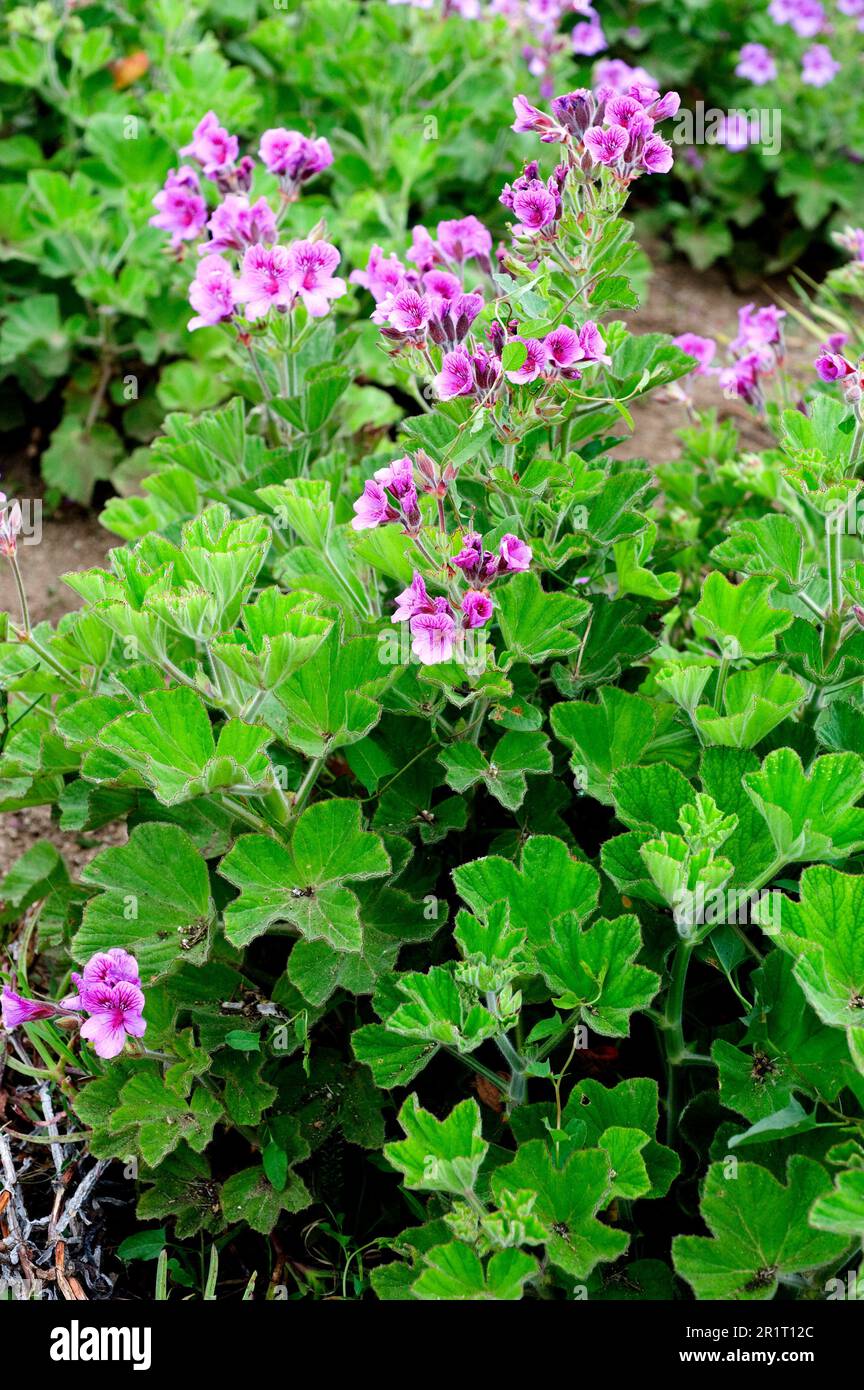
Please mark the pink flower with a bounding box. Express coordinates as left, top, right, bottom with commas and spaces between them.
436, 216, 492, 265
512, 180, 558, 232
410, 604, 456, 664
0, 499, 23, 558
544, 325, 582, 370
374, 456, 416, 502
423, 269, 461, 300
201, 194, 276, 256
736, 43, 778, 85
350, 245, 408, 302
673, 333, 717, 375
188, 255, 237, 330
258, 129, 333, 181
149, 166, 207, 247
732, 303, 786, 352
378, 288, 430, 335
505, 337, 546, 383
499, 534, 532, 572
407, 225, 440, 272
285, 240, 346, 317
1, 984, 57, 1029
351, 481, 400, 530
815, 351, 855, 381
435, 346, 476, 399
718, 352, 764, 404
801, 44, 840, 86
593, 59, 657, 94
393, 571, 434, 622
180, 112, 239, 179
512, 94, 564, 140
572, 17, 607, 56
69, 949, 141, 1008
79, 979, 147, 1059
462, 590, 493, 628
235, 244, 293, 319
641, 135, 674, 175
576, 320, 610, 364
584, 124, 629, 167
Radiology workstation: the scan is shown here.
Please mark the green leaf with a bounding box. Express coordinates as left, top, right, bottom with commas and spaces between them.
220, 799, 390, 950
412, 1245, 537, 1301
220, 1164, 311, 1234
273, 626, 391, 757
99, 688, 273, 805
564, 1077, 679, 1199
496, 571, 589, 663
492, 1141, 627, 1280
759, 865, 864, 1049
74, 823, 214, 984
386, 966, 498, 1052
535, 913, 660, 1037
810, 1171, 864, 1238
438, 730, 552, 811
672, 1157, 851, 1300
692, 573, 794, 659
551, 687, 656, 805
453, 836, 599, 948
710, 515, 808, 590
385, 1095, 488, 1195
110, 1071, 223, 1167
694, 666, 804, 749
352, 1024, 438, 1088
742, 748, 864, 864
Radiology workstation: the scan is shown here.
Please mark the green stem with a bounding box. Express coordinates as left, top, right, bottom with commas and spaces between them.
662, 940, 694, 1145
292, 755, 324, 817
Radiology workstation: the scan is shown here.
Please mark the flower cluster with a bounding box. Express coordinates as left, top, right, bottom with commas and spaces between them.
391, 528, 531, 664
1, 949, 146, 1059
512, 81, 678, 182
352, 455, 423, 533
814, 334, 863, 403
436, 318, 608, 400
151, 116, 344, 333
718, 303, 786, 407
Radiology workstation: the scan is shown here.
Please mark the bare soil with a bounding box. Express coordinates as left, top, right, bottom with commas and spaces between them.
0, 252, 810, 879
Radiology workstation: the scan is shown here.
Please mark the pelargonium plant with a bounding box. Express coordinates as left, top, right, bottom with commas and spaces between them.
3, 78, 864, 1305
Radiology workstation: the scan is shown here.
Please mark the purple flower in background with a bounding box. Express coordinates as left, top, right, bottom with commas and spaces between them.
732, 303, 786, 354
593, 58, 658, 94
79, 980, 147, 1059
838, 0, 864, 13
188, 255, 236, 330
258, 129, 333, 181
1, 985, 57, 1029
789, 0, 826, 36
673, 333, 717, 375
499, 533, 532, 572
718, 352, 764, 404
0, 499, 23, 558
422, 269, 460, 301
572, 16, 607, 57
201, 194, 276, 256
641, 135, 674, 174
285, 240, 346, 317
833, 227, 864, 260
350, 246, 408, 302
815, 350, 855, 381
351, 480, 400, 530
180, 112, 239, 178
407, 225, 440, 272
461, 590, 494, 628
149, 166, 207, 247
584, 124, 629, 167
715, 114, 757, 151
435, 346, 476, 399
735, 43, 778, 85
393, 571, 434, 622
801, 44, 840, 86
437, 216, 492, 266
410, 604, 457, 664
505, 337, 547, 383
